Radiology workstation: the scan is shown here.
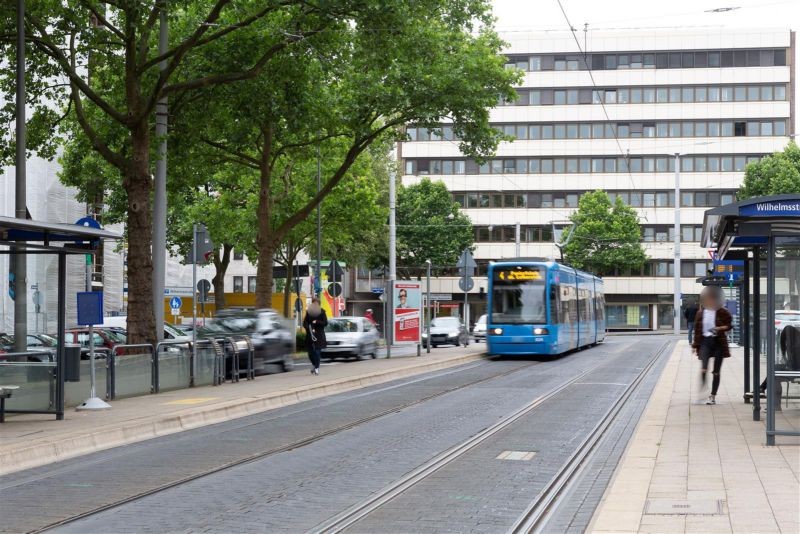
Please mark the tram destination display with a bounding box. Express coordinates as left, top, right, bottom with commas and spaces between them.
493, 267, 545, 282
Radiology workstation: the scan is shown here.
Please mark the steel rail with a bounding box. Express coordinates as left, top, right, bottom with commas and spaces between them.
310, 357, 613, 534
509, 341, 671, 534
31, 358, 535, 533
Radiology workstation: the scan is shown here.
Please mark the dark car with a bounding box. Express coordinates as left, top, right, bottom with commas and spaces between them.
197, 309, 294, 375
422, 317, 469, 348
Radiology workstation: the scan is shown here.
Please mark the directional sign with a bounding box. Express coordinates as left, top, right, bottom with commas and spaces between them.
169, 296, 183, 310
456, 249, 477, 269
459, 276, 474, 292
711, 259, 744, 282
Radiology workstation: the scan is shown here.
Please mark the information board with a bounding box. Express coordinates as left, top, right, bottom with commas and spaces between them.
393, 281, 421, 344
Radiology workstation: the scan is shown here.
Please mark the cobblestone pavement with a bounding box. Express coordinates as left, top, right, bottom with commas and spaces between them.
1, 337, 671, 533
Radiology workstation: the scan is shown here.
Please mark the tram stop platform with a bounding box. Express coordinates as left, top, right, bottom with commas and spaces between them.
591, 341, 799, 533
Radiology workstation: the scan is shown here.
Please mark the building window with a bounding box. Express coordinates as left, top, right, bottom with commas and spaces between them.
233, 251, 244, 261
248, 276, 257, 293
233, 276, 243, 293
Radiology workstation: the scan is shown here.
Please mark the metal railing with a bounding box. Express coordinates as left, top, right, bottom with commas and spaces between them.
2, 334, 271, 412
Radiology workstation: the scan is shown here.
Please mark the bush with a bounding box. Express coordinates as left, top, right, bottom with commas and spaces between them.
295, 328, 306, 351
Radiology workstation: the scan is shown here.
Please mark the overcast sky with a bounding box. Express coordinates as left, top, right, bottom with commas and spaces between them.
491, 0, 799, 32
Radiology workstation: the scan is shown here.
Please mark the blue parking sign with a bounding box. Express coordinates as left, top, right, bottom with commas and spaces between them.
77, 292, 104, 326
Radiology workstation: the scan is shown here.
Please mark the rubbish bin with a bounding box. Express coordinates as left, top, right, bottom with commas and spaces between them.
64, 344, 81, 382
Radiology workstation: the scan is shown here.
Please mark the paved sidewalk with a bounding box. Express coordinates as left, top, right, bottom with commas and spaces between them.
0, 345, 485, 476
590, 341, 800, 533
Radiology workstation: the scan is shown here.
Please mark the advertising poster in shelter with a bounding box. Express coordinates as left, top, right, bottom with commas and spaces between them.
393, 281, 421, 344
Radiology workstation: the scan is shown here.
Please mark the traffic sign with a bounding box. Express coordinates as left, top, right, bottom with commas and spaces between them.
459, 277, 474, 292
328, 282, 343, 298
169, 296, 182, 309
371, 287, 385, 295
457, 249, 477, 269
171, 308, 180, 316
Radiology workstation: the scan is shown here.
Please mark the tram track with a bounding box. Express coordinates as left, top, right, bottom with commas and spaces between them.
509, 341, 671, 534
311, 341, 671, 534
29, 357, 539, 534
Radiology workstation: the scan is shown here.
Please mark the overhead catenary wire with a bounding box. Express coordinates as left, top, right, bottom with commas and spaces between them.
554, 0, 638, 193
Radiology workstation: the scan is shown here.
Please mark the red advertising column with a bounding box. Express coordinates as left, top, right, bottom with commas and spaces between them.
393, 281, 421, 344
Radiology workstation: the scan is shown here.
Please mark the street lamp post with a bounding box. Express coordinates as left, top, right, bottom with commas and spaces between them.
673, 153, 681, 336
425, 259, 431, 354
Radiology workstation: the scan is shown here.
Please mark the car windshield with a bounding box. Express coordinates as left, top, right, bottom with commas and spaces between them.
476, 315, 487, 325
326, 319, 360, 333
431, 317, 460, 328
164, 323, 186, 338
104, 329, 127, 343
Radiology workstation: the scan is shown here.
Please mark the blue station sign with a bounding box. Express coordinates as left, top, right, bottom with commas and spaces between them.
712, 259, 745, 283
739, 200, 800, 217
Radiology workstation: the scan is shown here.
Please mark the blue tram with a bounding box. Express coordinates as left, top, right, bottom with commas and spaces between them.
486, 261, 605, 356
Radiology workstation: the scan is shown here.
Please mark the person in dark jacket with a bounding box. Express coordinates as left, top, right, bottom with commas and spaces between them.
303, 298, 328, 375
692, 286, 732, 405
684, 302, 699, 343
759, 324, 800, 411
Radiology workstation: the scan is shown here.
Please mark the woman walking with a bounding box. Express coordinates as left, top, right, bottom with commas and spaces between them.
303, 298, 328, 375
692, 286, 732, 405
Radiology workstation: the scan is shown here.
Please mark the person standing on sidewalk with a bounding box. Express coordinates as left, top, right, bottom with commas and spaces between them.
684, 301, 699, 344
303, 298, 328, 375
692, 286, 732, 405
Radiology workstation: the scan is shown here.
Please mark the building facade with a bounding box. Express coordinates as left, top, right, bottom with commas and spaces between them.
400, 28, 795, 330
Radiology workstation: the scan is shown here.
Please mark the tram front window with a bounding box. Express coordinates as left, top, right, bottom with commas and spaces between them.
491, 267, 547, 324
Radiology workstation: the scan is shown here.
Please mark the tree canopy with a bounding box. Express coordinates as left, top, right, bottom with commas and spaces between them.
396, 178, 474, 277
561, 190, 647, 275
738, 142, 800, 199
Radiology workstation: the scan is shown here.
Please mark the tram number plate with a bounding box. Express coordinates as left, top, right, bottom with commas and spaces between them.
534, 337, 544, 342
511, 336, 526, 343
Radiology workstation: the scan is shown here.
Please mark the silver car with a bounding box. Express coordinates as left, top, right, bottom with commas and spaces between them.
322, 317, 380, 360
776, 310, 800, 333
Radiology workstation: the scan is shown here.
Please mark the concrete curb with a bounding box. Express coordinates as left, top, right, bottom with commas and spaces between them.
0, 352, 485, 476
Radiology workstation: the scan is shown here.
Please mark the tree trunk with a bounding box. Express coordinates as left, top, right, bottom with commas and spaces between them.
283, 266, 293, 318
124, 121, 156, 345
255, 124, 274, 309
212, 244, 232, 310
255, 243, 276, 309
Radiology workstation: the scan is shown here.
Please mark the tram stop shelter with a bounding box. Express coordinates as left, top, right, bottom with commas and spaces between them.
702, 194, 800, 445
0, 215, 121, 420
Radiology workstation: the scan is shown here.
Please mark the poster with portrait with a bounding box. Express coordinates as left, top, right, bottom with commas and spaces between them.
393, 281, 421, 344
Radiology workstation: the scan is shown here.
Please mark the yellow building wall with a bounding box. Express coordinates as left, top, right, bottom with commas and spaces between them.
164, 293, 307, 324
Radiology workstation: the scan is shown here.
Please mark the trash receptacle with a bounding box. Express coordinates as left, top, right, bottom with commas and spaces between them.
64, 344, 81, 382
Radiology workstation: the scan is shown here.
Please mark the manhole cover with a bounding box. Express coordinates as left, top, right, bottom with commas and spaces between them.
644, 499, 726, 515
496, 451, 536, 461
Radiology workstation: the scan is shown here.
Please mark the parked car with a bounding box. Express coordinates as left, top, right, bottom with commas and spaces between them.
0, 333, 58, 362
197, 309, 294, 375
322, 317, 380, 360
776, 310, 800, 333
473, 314, 487, 342
423, 316, 469, 348
64, 327, 126, 355
101, 316, 191, 343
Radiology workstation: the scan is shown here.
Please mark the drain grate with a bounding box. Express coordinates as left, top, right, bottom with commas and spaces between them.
644, 499, 726, 515
496, 451, 536, 461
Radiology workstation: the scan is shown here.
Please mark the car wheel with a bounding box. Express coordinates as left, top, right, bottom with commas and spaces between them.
281, 353, 294, 372
357, 346, 368, 361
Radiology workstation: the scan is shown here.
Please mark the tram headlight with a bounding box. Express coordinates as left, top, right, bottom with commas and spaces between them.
533, 327, 549, 335
491, 328, 503, 335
